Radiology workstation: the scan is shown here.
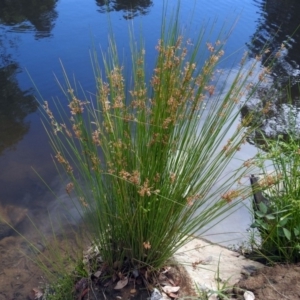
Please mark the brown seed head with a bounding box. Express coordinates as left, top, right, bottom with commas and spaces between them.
143, 241, 151, 250
66, 182, 74, 195
138, 179, 152, 197
221, 190, 240, 203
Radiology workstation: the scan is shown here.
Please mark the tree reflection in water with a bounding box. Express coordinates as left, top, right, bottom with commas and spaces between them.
243, 0, 300, 140
249, 0, 300, 86
0, 61, 38, 155
0, 0, 59, 154
96, 0, 153, 19
0, 0, 58, 38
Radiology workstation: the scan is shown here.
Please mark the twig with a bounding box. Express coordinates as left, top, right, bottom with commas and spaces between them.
89, 283, 98, 299
262, 273, 289, 299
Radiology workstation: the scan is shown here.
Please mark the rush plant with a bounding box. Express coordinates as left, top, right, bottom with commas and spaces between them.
38, 3, 275, 278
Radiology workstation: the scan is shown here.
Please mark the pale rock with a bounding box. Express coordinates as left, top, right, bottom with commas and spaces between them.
150, 288, 163, 300
173, 237, 264, 298
244, 290, 255, 300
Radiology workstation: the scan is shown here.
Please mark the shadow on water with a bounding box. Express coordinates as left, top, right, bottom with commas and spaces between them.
96, 0, 153, 19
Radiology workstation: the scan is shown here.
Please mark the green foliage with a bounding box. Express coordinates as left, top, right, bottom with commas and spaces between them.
252, 131, 300, 262
36, 2, 275, 279
43, 275, 75, 300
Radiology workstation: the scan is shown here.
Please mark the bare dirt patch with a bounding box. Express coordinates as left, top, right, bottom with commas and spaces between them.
233, 263, 300, 299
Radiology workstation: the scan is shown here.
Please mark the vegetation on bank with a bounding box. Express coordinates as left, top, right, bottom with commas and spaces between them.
251, 120, 300, 263
27, 2, 295, 299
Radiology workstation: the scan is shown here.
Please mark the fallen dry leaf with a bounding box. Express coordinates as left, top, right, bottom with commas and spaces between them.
114, 277, 128, 290
118, 271, 124, 279
93, 270, 101, 278
145, 269, 149, 280
162, 266, 171, 273
168, 278, 176, 286
130, 288, 137, 294
32, 288, 43, 299
162, 286, 180, 294
168, 292, 179, 298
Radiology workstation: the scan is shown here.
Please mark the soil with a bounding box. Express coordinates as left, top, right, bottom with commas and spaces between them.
233, 263, 300, 300
2, 231, 300, 299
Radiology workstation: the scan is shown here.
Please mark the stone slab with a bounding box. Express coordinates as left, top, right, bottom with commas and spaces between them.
173, 237, 264, 296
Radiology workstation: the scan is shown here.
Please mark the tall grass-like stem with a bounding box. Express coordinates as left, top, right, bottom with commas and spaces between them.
38, 3, 277, 273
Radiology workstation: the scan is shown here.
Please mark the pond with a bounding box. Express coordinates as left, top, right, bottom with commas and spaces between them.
0, 0, 300, 298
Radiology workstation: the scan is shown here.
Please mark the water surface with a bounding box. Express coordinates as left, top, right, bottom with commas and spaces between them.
0, 0, 300, 297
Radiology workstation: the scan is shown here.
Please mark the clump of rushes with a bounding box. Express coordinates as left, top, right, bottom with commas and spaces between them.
39, 4, 277, 278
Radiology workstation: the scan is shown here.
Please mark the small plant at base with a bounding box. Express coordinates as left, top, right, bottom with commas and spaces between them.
42, 275, 75, 300
193, 281, 232, 299
35, 1, 280, 286
212, 259, 233, 300
184, 256, 238, 300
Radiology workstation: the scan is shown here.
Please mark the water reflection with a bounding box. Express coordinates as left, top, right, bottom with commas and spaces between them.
0, 0, 58, 38
96, 0, 153, 19
242, 0, 300, 140
250, 0, 300, 85
0, 61, 38, 155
